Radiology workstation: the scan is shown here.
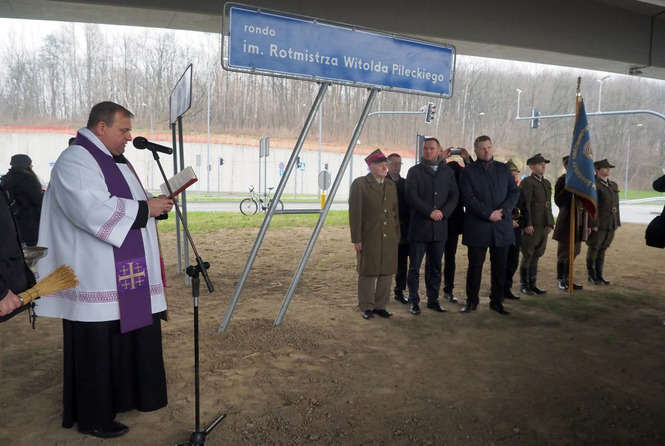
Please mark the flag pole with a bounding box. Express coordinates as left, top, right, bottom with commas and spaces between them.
568, 77, 582, 294
568, 195, 575, 294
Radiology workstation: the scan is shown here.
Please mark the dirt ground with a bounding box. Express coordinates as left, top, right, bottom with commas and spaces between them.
1, 222, 665, 445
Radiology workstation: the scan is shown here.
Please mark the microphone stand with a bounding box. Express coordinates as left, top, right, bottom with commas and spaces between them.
149, 149, 226, 446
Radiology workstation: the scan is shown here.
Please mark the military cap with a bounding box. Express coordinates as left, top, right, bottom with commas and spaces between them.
594, 159, 615, 169
505, 159, 520, 172
526, 153, 550, 165
364, 148, 387, 166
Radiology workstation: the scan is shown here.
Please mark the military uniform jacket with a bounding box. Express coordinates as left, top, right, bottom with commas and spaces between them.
405, 161, 459, 242
552, 174, 587, 242
386, 174, 409, 244
591, 177, 620, 230
520, 174, 554, 228
460, 160, 520, 247
349, 174, 400, 276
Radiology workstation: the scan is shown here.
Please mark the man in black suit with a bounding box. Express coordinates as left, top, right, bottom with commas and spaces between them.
439, 148, 473, 303
386, 153, 409, 304
459, 135, 520, 315
405, 137, 459, 315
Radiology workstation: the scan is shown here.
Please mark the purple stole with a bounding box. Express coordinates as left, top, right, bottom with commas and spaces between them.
75, 131, 152, 333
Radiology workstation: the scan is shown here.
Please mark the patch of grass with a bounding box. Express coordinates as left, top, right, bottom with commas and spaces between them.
157, 210, 350, 233
621, 189, 664, 201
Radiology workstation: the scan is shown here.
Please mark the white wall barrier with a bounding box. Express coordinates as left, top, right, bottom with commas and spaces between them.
0, 132, 415, 199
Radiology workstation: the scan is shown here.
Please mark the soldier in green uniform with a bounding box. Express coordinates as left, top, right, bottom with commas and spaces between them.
586, 159, 620, 285
553, 155, 587, 291
519, 153, 554, 295
349, 149, 400, 320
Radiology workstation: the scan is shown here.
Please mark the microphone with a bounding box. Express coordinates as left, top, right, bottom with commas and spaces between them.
133, 136, 173, 155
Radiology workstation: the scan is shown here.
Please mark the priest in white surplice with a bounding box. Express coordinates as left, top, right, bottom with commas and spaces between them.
35, 102, 173, 439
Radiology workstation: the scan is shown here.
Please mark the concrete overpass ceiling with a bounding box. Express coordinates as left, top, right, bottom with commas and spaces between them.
1, 0, 664, 81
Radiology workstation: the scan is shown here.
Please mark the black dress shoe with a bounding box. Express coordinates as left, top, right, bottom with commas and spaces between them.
489, 302, 510, 315
530, 286, 546, 295
444, 292, 459, 303
572, 282, 583, 290
394, 293, 409, 304
426, 302, 447, 312
460, 303, 477, 313
409, 303, 421, 315
520, 286, 534, 295
79, 421, 129, 439
504, 289, 520, 300
373, 309, 393, 318
361, 310, 374, 320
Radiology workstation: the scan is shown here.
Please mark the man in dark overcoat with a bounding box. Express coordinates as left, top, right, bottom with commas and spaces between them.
459, 135, 520, 315
405, 137, 459, 315
349, 149, 400, 320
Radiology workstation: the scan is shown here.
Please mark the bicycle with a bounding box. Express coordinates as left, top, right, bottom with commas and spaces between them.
239, 185, 284, 216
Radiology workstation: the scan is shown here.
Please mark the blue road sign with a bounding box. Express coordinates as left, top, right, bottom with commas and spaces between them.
223, 4, 455, 97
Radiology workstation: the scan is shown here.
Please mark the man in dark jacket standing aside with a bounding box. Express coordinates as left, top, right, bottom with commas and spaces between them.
460, 135, 520, 315
405, 137, 459, 315
386, 153, 409, 304
519, 153, 554, 295
1, 154, 43, 246
349, 149, 400, 320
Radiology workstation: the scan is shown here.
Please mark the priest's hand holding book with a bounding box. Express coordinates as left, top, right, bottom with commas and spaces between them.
148, 196, 174, 217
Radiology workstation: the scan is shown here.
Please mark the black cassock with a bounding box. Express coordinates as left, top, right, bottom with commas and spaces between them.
62, 312, 168, 430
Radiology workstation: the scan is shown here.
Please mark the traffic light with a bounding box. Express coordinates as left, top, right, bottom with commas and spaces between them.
530, 108, 540, 129
425, 102, 436, 124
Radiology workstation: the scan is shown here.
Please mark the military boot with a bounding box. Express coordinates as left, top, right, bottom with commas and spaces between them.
596, 257, 610, 285
557, 262, 567, 290
586, 258, 600, 285
529, 265, 546, 295
520, 267, 534, 295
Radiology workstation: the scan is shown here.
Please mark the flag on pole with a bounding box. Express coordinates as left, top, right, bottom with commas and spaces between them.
565, 78, 597, 218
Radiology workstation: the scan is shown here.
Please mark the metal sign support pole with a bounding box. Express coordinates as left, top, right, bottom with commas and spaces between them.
274, 87, 379, 326
178, 116, 190, 275
172, 122, 182, 273
218, 83, 329, 332
258, 138, 262, 200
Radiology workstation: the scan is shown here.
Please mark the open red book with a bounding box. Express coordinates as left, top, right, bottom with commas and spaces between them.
160, 166, 198, 197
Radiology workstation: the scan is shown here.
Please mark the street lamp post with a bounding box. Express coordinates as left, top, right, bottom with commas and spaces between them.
471, 111, 485, 146
597, 75, 611, 113
206, 84, 211, 193
625, 123, 644, 199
